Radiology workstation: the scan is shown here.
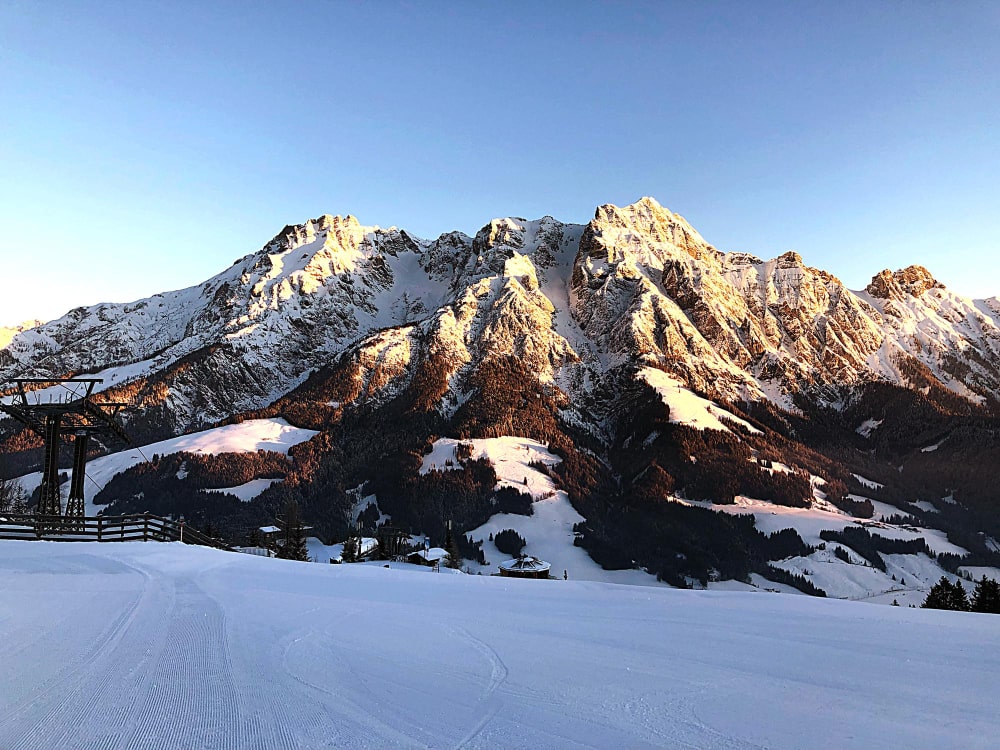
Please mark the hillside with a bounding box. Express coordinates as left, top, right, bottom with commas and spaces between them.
1, 540, 997, 750
3, 198, 1000, 597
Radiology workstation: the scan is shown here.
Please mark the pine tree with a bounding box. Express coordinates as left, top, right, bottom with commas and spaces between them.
949, 579, 970, 611
444, 520, 461, 569
971, 576, 1000, 614
342, 532, 358, 563
922, 577, 970, 611
0, 477, 29, 514
922, 577, 951, 609
277, 499, 310, 562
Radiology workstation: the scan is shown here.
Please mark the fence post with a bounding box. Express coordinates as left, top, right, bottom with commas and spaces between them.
179, 518, 184, 544
97, 515, 102, 542
143, 512, 149, 542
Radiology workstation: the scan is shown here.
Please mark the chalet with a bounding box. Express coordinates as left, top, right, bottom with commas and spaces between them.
407, 547, 449, 567
258, 525, 282, 543
260, 518, 314, 547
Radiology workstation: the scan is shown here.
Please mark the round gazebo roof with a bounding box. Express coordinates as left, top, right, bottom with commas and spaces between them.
499, 554, 551, 575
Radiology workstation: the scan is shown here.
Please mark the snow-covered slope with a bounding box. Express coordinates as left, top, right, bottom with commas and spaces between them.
421, 437, 661, 585
857, 266, 1000, 403
695, 494, 993, 605
14, 418, 316, 514
1, 541, 997, 750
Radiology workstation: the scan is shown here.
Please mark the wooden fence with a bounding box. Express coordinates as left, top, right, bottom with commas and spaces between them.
0, 512, 233, 551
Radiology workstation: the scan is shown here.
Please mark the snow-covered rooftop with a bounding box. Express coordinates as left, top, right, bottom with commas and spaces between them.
499, 554, 551, 574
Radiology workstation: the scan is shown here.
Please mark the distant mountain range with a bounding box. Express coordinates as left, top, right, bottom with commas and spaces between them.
3, 197, 999, 599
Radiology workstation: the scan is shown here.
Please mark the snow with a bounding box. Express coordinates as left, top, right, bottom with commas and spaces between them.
855, 418, 883, 437
422, 437, 661, 586
706, 574, 803, 596
204, 478, 282, 501
638, 367, 762, 434
13, 418, 317, 514
411, 546, 449, 563
235, 546, 273, 557
921, 441, 943, 452
868, 498, 914, 521
420, 437, 561, 499
696, 491, 972, 602
773, 549, 958, 603
912, 500, 940, 514
305, 536, 341, 564
851, 473, 884, 490
0, 540, 997, 750
714, 495, 967, 557
959, 565, 1000, 582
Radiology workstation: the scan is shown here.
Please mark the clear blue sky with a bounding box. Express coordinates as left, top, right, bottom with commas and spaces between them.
2, 1, 998, 325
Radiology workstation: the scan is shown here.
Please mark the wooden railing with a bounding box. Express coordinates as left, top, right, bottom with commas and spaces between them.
0, 512, 233, 551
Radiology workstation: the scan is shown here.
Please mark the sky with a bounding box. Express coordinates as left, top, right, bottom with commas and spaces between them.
1, 0, 998, 326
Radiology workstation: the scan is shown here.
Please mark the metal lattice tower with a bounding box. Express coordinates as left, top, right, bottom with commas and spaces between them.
38, 414, 63, 516
0, 378, 129, 525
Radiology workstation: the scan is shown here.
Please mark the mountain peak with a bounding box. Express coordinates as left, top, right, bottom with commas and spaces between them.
866, 265, 943, 300
776, 251, 804, 268
589, 198, 712, 263
0, 319, 43, 349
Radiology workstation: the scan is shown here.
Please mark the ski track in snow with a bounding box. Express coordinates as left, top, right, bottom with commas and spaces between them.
1, 541, 998, 750
451, 627, 508, 749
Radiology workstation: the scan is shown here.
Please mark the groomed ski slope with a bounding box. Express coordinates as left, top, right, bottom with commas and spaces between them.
1, 541, 997, 750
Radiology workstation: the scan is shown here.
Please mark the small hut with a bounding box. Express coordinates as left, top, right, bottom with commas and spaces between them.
258, 525, 282, 543
407, 547, 449, 568
498, 554, 551, 579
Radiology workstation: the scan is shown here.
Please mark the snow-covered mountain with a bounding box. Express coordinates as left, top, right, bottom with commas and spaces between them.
3, 198, 999, 597
4, 197, 997, 430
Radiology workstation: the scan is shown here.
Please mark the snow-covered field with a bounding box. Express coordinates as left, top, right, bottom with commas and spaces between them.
0, 540, 997, 750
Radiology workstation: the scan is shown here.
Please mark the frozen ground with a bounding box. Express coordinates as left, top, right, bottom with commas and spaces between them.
0, 540, 997, 750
